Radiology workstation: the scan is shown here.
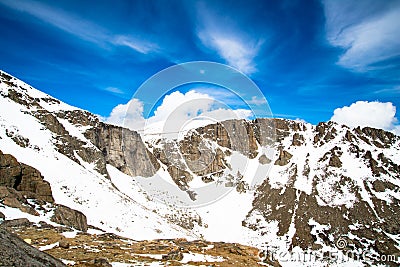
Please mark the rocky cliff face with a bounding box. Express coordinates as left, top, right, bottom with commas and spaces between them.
0, 71, 159, 180
1, 70, 400, 266
241, 120, 400, 265
146, 117, 400, 265
84, 122, 159, 177
0, 150, 54, 202
0, 149, 89, 232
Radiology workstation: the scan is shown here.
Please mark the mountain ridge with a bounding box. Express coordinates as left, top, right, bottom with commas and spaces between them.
1, 69, 400, 266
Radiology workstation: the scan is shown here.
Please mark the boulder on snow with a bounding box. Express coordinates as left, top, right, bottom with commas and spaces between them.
51, 204, 88, 232
274, 148, 292, 166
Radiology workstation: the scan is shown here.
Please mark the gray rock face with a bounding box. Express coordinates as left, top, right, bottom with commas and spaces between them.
150, 119, 273, 195
51, 204, 88, 232
85, 122, 160, 177
198, 120, 260, 158
0, 226, 66, 267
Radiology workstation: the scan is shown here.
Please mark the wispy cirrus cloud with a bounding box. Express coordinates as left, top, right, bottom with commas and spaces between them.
113, 35, 159, 55
322, 0, 400, 71
0, 0, 158, 54
198, 30, 263, 75
195, 5, 263, 75
103, 86, 125, 95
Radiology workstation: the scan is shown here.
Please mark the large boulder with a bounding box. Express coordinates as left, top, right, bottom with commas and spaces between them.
1, 218, 32, 228
0, 150, 21, 188
0, 227, 66, 267
51, 204, 88, 232
0, 150, 54, 202
17, 163, 54, 202
0, 186, 39, 215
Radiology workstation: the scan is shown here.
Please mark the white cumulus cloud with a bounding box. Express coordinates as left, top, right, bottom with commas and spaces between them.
330, 101, 400, 135
106, 98, 145, 130
105, 90, 253, 138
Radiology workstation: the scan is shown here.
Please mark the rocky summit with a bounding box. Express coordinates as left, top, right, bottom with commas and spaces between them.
1, 70, 400, 266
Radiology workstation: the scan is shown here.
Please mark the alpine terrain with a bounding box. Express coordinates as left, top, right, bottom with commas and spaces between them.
1, 70, 400, 266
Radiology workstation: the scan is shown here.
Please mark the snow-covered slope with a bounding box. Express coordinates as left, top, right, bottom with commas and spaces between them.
0, 70, 195, 240
1, 70, 400, 266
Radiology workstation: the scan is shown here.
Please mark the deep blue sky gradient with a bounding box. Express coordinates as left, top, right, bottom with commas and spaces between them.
0, 0, 399, 124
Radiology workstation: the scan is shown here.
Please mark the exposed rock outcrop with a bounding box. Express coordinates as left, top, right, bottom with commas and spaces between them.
51, 204, 88, 232
0, 150, 54, 202
274, 148, 292, 166
0, 186, 39, 215
0, 226, 66, 267
85, 122, 159, 177
31, 109, 109, 177
1, 218, 32, 228
292, 132, 304, 146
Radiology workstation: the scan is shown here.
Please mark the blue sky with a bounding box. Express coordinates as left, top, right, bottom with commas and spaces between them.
0, 0, 400, 128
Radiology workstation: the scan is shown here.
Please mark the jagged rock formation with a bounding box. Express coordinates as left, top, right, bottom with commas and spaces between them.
147, 116, 400, 265
148, 119, 276, 194
1, 70, 400, 266
0, 150, 54, 202
0, 71, 159, 180
0, 226, 66, 267
0, 186, 39, 215
0, 150, 88, 231
243, 120, 400, 265
0, 184, 88, 232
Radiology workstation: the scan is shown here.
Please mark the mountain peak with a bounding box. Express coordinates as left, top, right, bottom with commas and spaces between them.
1, 71, 400, 266
0, 70, 81, 113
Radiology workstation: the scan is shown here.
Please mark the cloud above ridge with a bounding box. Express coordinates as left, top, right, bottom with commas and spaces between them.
330, 101, 400, 135
105, 90, 253, 136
